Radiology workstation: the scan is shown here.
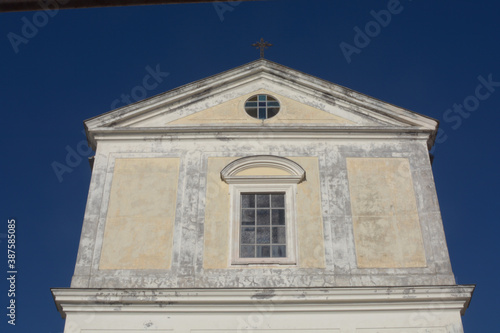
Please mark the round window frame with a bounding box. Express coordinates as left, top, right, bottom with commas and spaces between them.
244, 94, 280, 120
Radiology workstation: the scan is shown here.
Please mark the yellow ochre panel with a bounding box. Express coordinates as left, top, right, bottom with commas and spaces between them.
170, 89, 354, 125
292, 157, 325, 268
99, 158, 180, 270
203, 157, 234, 269
346, 158, 426, 268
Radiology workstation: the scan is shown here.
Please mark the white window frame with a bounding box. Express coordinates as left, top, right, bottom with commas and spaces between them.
221, 156, 305, 266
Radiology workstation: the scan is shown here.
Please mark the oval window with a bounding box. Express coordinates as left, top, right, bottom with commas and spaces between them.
244, 94, 280, 120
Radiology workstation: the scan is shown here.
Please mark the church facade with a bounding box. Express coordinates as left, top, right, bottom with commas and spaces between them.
52, 59, 473, 332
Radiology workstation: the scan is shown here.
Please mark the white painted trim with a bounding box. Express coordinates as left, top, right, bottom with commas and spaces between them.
87, 126, 436, 150
229, 184, 298, 265
52, 285, 475, 317
223, 175, 304, 184
221, 155, 306, 184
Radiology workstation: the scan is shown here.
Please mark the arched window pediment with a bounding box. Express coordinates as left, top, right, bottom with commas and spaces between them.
221, 155, 306, 184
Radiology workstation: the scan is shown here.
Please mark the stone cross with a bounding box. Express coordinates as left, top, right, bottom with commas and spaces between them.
252, 38, 273, 58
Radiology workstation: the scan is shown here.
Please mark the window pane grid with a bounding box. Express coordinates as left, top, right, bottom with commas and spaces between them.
240, 193, 286, 258
244, 94, 280, 120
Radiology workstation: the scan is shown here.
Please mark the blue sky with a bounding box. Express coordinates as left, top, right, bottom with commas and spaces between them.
1, 0, 499, 331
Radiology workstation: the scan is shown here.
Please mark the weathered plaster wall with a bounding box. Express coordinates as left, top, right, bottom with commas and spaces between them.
62, 295, 465, 333
71, 137, 454, 289
99, 158, 180, 270
346, 158, 426, 268
64, 302, 464, 333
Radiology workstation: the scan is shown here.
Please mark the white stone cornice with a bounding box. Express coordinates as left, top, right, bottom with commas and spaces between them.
52, 285, 474, 318
87, 125, 435, 150
89, 125, 434, 134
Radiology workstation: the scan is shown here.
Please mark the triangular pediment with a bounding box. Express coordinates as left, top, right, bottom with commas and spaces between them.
84, 59, 438, 149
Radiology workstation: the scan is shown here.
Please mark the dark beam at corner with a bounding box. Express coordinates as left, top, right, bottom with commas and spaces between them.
0, 0, 263, 13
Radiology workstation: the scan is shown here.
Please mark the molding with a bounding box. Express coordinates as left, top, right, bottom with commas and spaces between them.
87, 126, 436, 150
221, 155, 306, 184
222, 175, 304, 184
229, 184, 298, 265
52, 285, 475, 318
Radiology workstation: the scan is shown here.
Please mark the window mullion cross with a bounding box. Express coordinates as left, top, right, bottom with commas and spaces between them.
240, 193, 286, 259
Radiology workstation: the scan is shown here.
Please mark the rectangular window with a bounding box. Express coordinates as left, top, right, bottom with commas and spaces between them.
228, 184, 298, 265
240, 193, 286, 258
